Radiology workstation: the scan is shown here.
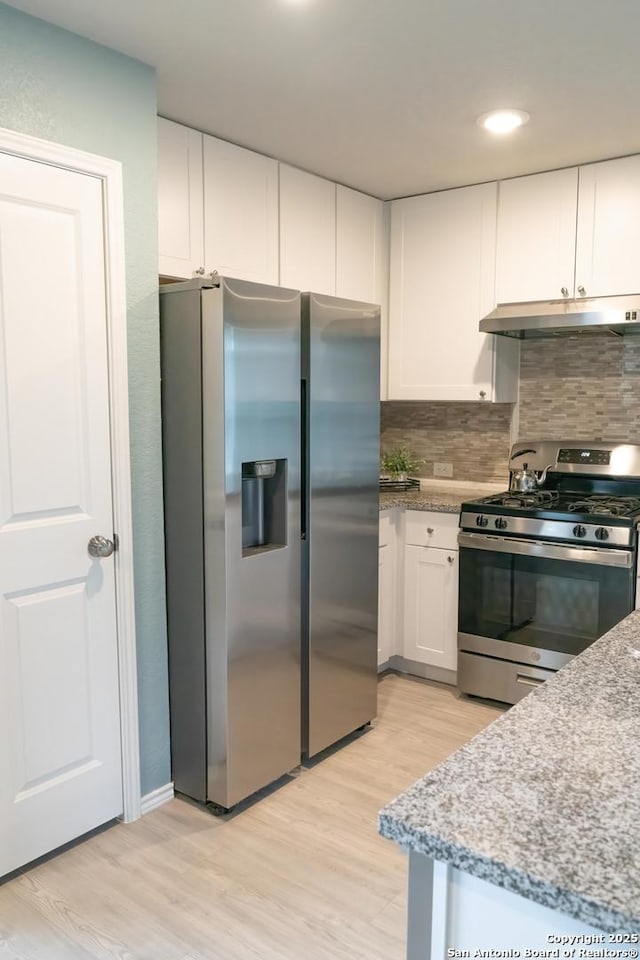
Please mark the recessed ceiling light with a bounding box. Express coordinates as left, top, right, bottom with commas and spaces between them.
477, 109, 530, 135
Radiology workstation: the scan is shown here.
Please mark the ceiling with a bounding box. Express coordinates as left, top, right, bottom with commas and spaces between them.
6, 0, 640, 199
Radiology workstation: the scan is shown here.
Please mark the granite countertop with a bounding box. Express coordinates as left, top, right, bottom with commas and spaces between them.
380, 483, 502, 513
379, 611, 640, 933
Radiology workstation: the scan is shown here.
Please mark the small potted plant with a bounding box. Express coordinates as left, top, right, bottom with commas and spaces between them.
380, 445, 424, 482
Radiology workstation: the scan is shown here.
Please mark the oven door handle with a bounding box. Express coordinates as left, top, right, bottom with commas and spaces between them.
457, 532, 634, 568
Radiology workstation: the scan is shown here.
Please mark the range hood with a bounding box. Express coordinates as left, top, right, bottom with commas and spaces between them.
480, 294, 640, 339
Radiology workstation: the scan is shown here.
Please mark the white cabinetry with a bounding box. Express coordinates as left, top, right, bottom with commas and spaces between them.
279, 164, 336, 295
495, 155, 640, 303
337, 186, 387, 401
378, 510, 396, 667
402, 512, 458, 671
389, 183, 518, 402
203, 135, 279, 284
496, 168, 578, 304
158, 118, 204, 278
576, 154, 640, 298
336, 185, 384, 304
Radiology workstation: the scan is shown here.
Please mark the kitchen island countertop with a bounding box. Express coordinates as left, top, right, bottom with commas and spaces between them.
378, 610, 640, 933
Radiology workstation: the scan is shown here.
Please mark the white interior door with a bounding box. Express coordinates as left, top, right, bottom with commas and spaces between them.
0, 152, 123, 877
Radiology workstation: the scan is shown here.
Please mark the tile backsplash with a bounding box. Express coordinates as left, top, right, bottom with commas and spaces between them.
381, 336, 640, 486
518, 336, 640, 441
380, 401, 513, 484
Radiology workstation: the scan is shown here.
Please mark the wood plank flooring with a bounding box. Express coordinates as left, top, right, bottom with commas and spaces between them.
0, 674, 502, 960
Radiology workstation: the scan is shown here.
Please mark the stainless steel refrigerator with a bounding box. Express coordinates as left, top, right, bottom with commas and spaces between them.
160, 277, 380, 810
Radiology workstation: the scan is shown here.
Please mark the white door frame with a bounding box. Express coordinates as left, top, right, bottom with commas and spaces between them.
0, 126, 141, 822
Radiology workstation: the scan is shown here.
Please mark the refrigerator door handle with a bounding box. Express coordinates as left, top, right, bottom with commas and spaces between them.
300, 377, 308, 541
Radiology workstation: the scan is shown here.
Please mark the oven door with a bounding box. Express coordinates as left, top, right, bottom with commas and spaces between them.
458, 532, 635, 671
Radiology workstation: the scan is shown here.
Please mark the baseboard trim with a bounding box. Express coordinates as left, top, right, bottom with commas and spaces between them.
388, 655, 457, 687
140, 782, 174, 816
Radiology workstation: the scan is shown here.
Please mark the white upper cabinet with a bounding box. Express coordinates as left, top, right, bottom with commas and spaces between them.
495, 156, 640, 303
336, 185, 384, 304
495, 168, 578, 304
389, 182, 518, 403
158, 118, 204, 279
203, 135, 279, 285
279, 165, 336, 295
576, 155, 640, 299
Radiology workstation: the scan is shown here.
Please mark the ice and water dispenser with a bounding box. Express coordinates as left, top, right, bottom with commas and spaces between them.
241, 459, 288, 556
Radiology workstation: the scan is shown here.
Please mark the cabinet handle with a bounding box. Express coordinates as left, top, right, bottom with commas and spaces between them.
561, 286, 569, 297
447, 556, 455, 564
427, 527, 434, 534
194, 266, 205, 276
479, 390, 486, 400
577, 285, 586, 296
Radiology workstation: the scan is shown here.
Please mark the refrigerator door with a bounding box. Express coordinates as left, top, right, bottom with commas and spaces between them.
203, 277, 302, 808
303, 293, 380, 757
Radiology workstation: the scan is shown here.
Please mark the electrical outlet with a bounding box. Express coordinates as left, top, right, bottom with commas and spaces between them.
433, 462, 453, 478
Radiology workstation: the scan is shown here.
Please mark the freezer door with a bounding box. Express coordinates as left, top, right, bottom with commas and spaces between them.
304, 293, 380, 757
203, 277, 302, 808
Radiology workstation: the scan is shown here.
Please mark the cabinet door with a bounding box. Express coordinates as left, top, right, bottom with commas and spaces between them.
279, 165, 336, 295
576, 155, 640, 298
378, 543, 394, 666
336, 185, 384, 303
496, 168, 578, 303
389, 183, 515, 402
203, 136, 278, 284
403, 545, 457, 670
158, 119, 204, 278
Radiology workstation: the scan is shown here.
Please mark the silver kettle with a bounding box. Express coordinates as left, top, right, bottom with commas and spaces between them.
508, 446, 554, 493
510, 462, 538, 493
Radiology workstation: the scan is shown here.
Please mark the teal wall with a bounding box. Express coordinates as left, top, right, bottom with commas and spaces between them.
0, 2, 170, 795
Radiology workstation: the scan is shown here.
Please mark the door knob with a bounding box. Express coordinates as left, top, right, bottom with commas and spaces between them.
561, 287, 569, 297
194, 266, 205, 276
447, 556, 455, 564
577, 285, 586, 296
88, 535, 115, 558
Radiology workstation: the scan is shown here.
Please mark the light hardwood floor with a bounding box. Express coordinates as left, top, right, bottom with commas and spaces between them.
0, 674, 502, 960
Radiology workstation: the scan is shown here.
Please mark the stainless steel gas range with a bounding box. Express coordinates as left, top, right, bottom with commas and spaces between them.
457, 440, 640, 704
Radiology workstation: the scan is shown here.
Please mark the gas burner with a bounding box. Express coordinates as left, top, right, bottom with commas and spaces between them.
566, 496, 640, 518
495, 490, 560, 509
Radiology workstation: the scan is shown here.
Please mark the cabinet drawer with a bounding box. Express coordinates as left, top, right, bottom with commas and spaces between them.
404, 510, 459, 549
458, 651, 554, 704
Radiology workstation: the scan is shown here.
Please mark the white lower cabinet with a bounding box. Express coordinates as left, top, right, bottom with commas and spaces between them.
403, 544, 458, 671
379, 509, 459, 678
378, 510, 396, 667
402, 510, 459, 674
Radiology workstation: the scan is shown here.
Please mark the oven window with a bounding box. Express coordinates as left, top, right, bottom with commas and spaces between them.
459, 548, 633, 657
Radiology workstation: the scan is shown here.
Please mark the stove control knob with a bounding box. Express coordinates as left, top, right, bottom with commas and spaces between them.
595, 527, 609, 541
573, 525, 587, 538
476, 515, 489, 528
494, 518, 508, 530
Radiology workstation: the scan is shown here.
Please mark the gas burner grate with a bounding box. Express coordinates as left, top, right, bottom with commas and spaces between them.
491, 490, 560, 509
566, 496, 640, 517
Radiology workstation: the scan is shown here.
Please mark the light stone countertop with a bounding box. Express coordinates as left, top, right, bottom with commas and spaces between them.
378, 611, 640, 933
379, 480, 504, 513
